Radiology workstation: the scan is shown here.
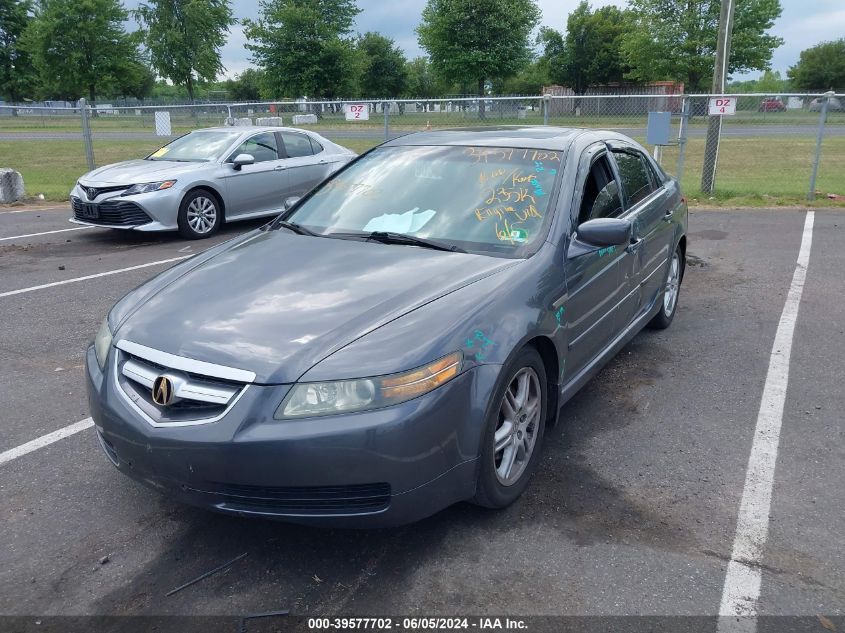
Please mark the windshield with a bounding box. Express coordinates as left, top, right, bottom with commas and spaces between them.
146, 130, 243, 162
285, 145, 562, 257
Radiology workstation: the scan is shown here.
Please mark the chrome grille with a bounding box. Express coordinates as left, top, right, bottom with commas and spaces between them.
114, 341, 252, 427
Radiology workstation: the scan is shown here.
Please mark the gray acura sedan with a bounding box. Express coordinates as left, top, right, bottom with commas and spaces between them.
70, 126, 355, 239
86, 126, 687, 527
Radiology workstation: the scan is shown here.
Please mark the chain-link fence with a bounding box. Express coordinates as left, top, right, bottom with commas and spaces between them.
1, 92, 842, 203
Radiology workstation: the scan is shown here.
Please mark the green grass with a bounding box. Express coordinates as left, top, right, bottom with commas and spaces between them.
1, 134, 842, 207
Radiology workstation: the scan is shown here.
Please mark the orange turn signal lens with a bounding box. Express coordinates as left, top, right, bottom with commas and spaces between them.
380, 352, 462, 400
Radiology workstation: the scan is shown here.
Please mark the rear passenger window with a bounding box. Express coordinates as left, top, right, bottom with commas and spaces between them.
281, 132, 315, 158
613, 151, 655, 208
309, 137, 323, 154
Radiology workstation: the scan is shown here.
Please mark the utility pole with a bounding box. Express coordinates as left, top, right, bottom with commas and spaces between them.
701, 0, 735, 194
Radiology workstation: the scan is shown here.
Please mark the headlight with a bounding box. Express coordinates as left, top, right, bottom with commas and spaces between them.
94, 318, 113, 370
122, 180, 177, 196
275, 351, 462, 419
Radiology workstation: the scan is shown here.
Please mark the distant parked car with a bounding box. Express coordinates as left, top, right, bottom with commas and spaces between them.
70, 126, 356, 239
758, 98, 786, 112
809, 96, 843, 113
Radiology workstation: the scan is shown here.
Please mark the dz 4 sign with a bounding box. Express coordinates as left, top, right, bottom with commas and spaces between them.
708, 97, 736, 116
345, 103, 369, 121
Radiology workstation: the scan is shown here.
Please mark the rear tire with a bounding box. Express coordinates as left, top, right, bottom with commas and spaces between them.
177, 189, 222, 239
648, 243, 683, 330
473, 346, 547, 509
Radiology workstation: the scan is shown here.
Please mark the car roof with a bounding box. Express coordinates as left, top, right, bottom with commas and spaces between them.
383, 126, 627, 151
193, 125, 320, 135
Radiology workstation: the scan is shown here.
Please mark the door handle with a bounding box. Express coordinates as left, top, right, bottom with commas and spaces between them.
626, 238, 643, 253
663, 209, 674, 222
274, 165, 285, 171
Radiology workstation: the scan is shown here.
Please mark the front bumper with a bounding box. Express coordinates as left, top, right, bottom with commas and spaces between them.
86, 345, 500, 527
69, 183, 185, 231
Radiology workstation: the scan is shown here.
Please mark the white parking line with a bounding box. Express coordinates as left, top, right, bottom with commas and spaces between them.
0, 418, 94, 467
0, 255, 191, 298
0, 226, 92, 242
717, 211, 814, 632
0, 206, 69, 215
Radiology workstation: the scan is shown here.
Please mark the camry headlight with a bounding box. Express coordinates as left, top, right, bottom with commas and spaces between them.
94, 318, 113, 370
275, 351, 463, 419
122, 180, 177, 196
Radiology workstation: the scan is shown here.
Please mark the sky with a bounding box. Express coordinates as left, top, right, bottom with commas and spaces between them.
129, 0, 845, 83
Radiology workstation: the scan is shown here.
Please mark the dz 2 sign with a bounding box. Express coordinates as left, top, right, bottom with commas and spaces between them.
708, 97, 736, 116
345, 104, 370, 121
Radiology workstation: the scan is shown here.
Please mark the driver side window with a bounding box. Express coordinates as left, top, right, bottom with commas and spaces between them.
577, 154, 623, 225
230, 132, 279, 163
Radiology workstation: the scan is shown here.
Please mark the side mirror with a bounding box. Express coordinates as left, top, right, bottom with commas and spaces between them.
576, 218, 633, 247
232, 153, 255, 170
283, 196, 301, 211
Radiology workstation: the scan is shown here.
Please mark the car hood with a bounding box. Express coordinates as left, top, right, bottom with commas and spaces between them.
115, 230, 519, 384
81, 159, 206, 185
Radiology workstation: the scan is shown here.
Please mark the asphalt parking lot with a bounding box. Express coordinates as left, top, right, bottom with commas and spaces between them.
0, 205, 842, 630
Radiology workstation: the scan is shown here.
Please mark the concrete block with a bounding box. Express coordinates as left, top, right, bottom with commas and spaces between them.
0, 168, 25, 203
292, 114, 318, 124
255, 116, 284, 126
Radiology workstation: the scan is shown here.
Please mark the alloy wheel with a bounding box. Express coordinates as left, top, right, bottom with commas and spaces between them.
663, 251, 681, 316
186, 196, 218, 234
494, 367, 542, 486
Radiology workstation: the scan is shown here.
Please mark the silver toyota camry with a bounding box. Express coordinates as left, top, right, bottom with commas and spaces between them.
70, 126, 356, 239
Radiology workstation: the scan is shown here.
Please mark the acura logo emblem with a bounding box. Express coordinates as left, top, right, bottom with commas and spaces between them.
152, 376, 175, 406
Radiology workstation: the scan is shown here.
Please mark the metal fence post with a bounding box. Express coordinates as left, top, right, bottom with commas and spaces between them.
543, 94, 550, 126
808, 90, 834, 201
384, 101, 390, 141
676, 96, 689, 186
78, 98, 95, 171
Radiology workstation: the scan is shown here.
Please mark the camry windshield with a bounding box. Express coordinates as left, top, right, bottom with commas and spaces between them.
285, 145, 562, 256
146, 130, 243, 162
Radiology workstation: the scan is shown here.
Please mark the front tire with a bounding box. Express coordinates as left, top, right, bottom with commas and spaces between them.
648, 243, 684, 330
178, 189, 222, 239
473, 347, 547, 509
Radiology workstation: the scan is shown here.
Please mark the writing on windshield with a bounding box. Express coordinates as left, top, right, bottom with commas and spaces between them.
287, 144, 562, 257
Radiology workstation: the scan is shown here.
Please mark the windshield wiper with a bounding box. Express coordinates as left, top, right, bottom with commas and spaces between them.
329, 230, 466, 253
275, 219, 321, 236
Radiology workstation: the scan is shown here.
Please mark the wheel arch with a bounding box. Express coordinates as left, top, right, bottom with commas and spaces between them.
183, 184, 226, 222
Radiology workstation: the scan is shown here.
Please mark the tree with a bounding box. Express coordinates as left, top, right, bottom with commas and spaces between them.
496, 60, 548, 95
115, 60, 156, 100
729, 69, 792, 94
135, 0, 235, 103
225, 68, 264, 101
622, 0, 784, 92
357, 32, 406, 98
244, 0, 361, 99
22, 0, 143, 102
539, 2, 634, 95
788, 39, 845, 92
0, 0, 38, 102
417, 0, 540, 116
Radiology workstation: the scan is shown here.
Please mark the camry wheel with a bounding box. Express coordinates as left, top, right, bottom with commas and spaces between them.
178, 189, 221, 239
648, 243, 684, 329
474, 347, 547, 508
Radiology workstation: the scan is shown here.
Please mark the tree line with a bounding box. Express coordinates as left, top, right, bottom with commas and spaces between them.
0, 0, 841, 105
